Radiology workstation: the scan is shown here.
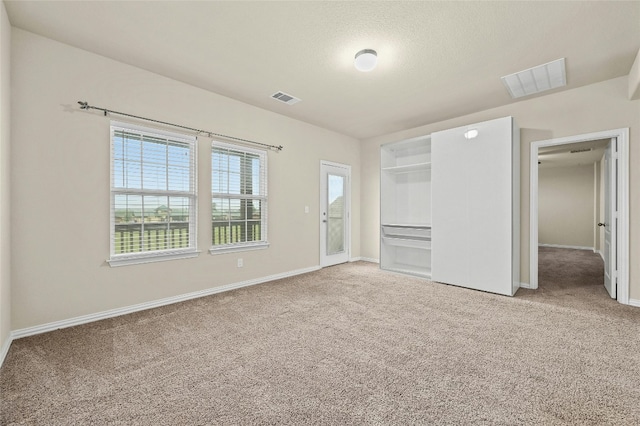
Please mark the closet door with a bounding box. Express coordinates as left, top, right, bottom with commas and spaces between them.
431, 116, 516, 295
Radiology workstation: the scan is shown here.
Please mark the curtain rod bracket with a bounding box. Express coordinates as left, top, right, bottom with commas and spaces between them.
76, 100, 283, 152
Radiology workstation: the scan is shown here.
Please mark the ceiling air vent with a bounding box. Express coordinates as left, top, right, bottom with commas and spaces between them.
570, 148, 592, 154
271, 91, 301, 105
501, 58, 566, 99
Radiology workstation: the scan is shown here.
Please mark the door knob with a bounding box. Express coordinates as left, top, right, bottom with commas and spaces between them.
598, 222, 606, 227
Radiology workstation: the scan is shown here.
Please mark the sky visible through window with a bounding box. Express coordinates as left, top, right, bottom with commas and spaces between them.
211, 148, 261, 196
328, 174, 344, 204
113, 132, 193, 220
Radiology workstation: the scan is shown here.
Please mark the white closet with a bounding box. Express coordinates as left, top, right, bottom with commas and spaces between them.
380, 116, 520, 296
380, 135, 432, 278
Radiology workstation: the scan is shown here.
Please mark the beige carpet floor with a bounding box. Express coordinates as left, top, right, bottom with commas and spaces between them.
1, 253, 639, 425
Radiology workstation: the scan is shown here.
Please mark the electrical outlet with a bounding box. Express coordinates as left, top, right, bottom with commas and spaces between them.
304, 206, 309, 213
237, 258, 243, 268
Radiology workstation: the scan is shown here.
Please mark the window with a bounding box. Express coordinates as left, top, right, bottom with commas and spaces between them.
211, 142, 268, 253
109, 122, 198, 266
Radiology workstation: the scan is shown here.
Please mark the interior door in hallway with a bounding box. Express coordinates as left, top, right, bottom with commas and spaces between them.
602, 138, 617, 298
320, 161, 350, 267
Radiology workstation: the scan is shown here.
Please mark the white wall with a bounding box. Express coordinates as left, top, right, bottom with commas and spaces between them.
0, 0, 11, 352
538, 165, 594, 248
360, 76, 640, 299
10, 29, 361, 330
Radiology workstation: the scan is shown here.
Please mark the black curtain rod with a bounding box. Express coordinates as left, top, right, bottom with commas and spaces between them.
77, 101, 283, 152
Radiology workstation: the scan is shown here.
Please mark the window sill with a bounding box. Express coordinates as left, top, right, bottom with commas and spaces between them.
209, 242, 270, 255
108, 249, 200, 267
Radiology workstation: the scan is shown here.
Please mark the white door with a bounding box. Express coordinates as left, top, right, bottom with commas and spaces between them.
603, 138, 617, 298
431, 117, 515, 295
320, 162, 350, 267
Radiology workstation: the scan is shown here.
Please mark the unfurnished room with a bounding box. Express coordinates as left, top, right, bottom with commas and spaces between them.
0, 1, 639, 424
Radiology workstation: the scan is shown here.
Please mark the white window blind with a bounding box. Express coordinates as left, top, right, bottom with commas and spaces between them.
211, 141, 268, 253
109, 122, 198, 266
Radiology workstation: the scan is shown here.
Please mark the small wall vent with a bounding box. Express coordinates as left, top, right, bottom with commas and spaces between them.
570, 148, 593, 154
271, 91, 301, 105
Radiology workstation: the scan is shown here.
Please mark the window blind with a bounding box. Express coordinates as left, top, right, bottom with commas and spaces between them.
110, 122, 197, 261
211, 141, 268, 250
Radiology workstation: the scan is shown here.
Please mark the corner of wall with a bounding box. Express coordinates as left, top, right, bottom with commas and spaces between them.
0, 0, 12, 367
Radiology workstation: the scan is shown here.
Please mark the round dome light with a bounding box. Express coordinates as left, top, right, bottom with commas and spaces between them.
354, 49, 377, 72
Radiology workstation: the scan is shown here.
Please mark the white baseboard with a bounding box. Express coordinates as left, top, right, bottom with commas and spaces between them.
538, 244, 594, 251
596, 250, 604, 261
629, 299, 640, 308
0, 335, 11, 368
11, 265, 321, 340
358, 257, 379, 264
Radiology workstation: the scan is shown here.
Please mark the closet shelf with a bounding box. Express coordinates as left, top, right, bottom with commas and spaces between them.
382, 224, 431, 239
382, 236, 431, 250
383, 263, 432, 278
381, 162, 431, 173
381, 223, 431, 228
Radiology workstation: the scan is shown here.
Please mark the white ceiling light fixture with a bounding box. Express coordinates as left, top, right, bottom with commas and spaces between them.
354, 49, 377, 72
501, 58, 566, 99
464, 129, 479, 139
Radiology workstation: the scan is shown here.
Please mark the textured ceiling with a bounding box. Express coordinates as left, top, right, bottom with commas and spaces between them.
5, 1, 640, 139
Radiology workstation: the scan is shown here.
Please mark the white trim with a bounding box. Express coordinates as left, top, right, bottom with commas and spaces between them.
11, 265, 321, 340
519, 282, 535, 289
108, 249, 200, 267
111, 120, 197, 143
0, 335, 11, 368
596, 250, 604, 261
538, 244, 594, 251
209, 242, 269, 255
530, 128, 630, 305
628, 299, 640, 308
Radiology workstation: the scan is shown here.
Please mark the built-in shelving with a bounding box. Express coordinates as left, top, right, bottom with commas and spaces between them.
380, 135, 432, 279
381, 162, 432, 174
383, 263, 432, 278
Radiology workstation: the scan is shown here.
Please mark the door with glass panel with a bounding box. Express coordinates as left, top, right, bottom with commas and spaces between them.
320, 162, 350, 267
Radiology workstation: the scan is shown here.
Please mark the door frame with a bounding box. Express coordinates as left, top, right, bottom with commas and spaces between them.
319, 160, 351, 267
529, 128, 629, 305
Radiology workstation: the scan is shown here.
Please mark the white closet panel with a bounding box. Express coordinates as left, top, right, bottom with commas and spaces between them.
431, 116, 519, 296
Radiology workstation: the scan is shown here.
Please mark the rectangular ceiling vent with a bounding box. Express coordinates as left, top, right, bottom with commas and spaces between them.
271, 91, 301, 105
501, 58, 566, 99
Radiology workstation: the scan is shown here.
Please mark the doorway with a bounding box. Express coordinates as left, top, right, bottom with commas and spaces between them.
320, 161, 351, 267
530, 128, 629, 305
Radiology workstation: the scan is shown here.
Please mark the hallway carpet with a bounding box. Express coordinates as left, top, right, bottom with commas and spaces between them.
1, 258, 639, 424
518, 246, 616, 316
